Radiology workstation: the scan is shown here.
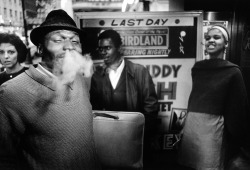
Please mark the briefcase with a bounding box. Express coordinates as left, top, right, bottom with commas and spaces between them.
93, 111, 145, 170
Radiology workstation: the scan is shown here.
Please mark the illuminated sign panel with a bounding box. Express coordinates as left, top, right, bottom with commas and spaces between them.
76, 12, 203, 149
81, 17, 194, 27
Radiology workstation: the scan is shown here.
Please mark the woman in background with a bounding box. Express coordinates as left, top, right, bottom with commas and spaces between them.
178, 25, 250, 170
0, 33, 28, 85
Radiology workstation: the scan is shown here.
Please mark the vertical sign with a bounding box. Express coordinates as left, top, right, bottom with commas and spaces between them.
75, 12, 203, 150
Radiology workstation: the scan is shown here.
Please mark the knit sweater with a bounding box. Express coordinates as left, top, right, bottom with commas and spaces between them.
0, 65, 101, 170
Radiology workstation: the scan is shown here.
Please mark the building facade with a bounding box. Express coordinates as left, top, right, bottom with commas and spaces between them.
0, 0, 24, 36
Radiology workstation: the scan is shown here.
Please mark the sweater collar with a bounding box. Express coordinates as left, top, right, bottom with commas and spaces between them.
193, 58, 239, 70
25, 65, 73, 91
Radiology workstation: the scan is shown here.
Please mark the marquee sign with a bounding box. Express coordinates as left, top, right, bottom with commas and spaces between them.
75, 11, 203, 150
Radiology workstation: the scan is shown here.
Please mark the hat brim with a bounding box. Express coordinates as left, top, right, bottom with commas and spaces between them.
30, 25, 85, 46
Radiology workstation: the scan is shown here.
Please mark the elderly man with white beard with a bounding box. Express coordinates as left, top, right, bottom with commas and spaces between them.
0, 9, 101, 170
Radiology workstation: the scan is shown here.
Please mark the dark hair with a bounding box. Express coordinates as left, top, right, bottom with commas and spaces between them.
0, 33, 28, 63
98, 29, 122, 48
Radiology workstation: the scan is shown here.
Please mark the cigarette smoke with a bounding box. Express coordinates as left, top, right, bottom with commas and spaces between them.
53, 50, 93, 96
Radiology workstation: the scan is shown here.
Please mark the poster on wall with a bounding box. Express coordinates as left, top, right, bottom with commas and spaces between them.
75, 11, 203, 150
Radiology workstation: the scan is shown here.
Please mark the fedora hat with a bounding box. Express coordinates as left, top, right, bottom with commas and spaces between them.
30, 9, 85, 46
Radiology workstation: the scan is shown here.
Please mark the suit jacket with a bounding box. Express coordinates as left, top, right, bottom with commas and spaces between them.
90, 59, 158, 135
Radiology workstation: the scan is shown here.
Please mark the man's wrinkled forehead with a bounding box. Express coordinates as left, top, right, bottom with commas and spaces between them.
45, 30, 80, 40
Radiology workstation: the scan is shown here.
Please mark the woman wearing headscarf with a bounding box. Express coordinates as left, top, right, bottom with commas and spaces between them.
178, 25, 250, 170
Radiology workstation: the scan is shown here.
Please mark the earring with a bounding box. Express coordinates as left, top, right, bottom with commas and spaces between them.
38, 45, 43, 55
224, 44, 228, 53
204, 49, 208, 56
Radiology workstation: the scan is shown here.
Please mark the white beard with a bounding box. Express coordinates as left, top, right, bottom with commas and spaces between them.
53, 50, 93, 94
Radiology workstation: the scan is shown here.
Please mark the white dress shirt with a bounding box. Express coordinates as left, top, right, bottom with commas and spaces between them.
108, 59, 125, 89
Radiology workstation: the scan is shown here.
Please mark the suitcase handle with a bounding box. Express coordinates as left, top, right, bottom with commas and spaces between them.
93, 112, 119, 120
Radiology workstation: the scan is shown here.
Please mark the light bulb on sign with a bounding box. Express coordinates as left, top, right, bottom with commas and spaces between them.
127, 0, 134, 4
